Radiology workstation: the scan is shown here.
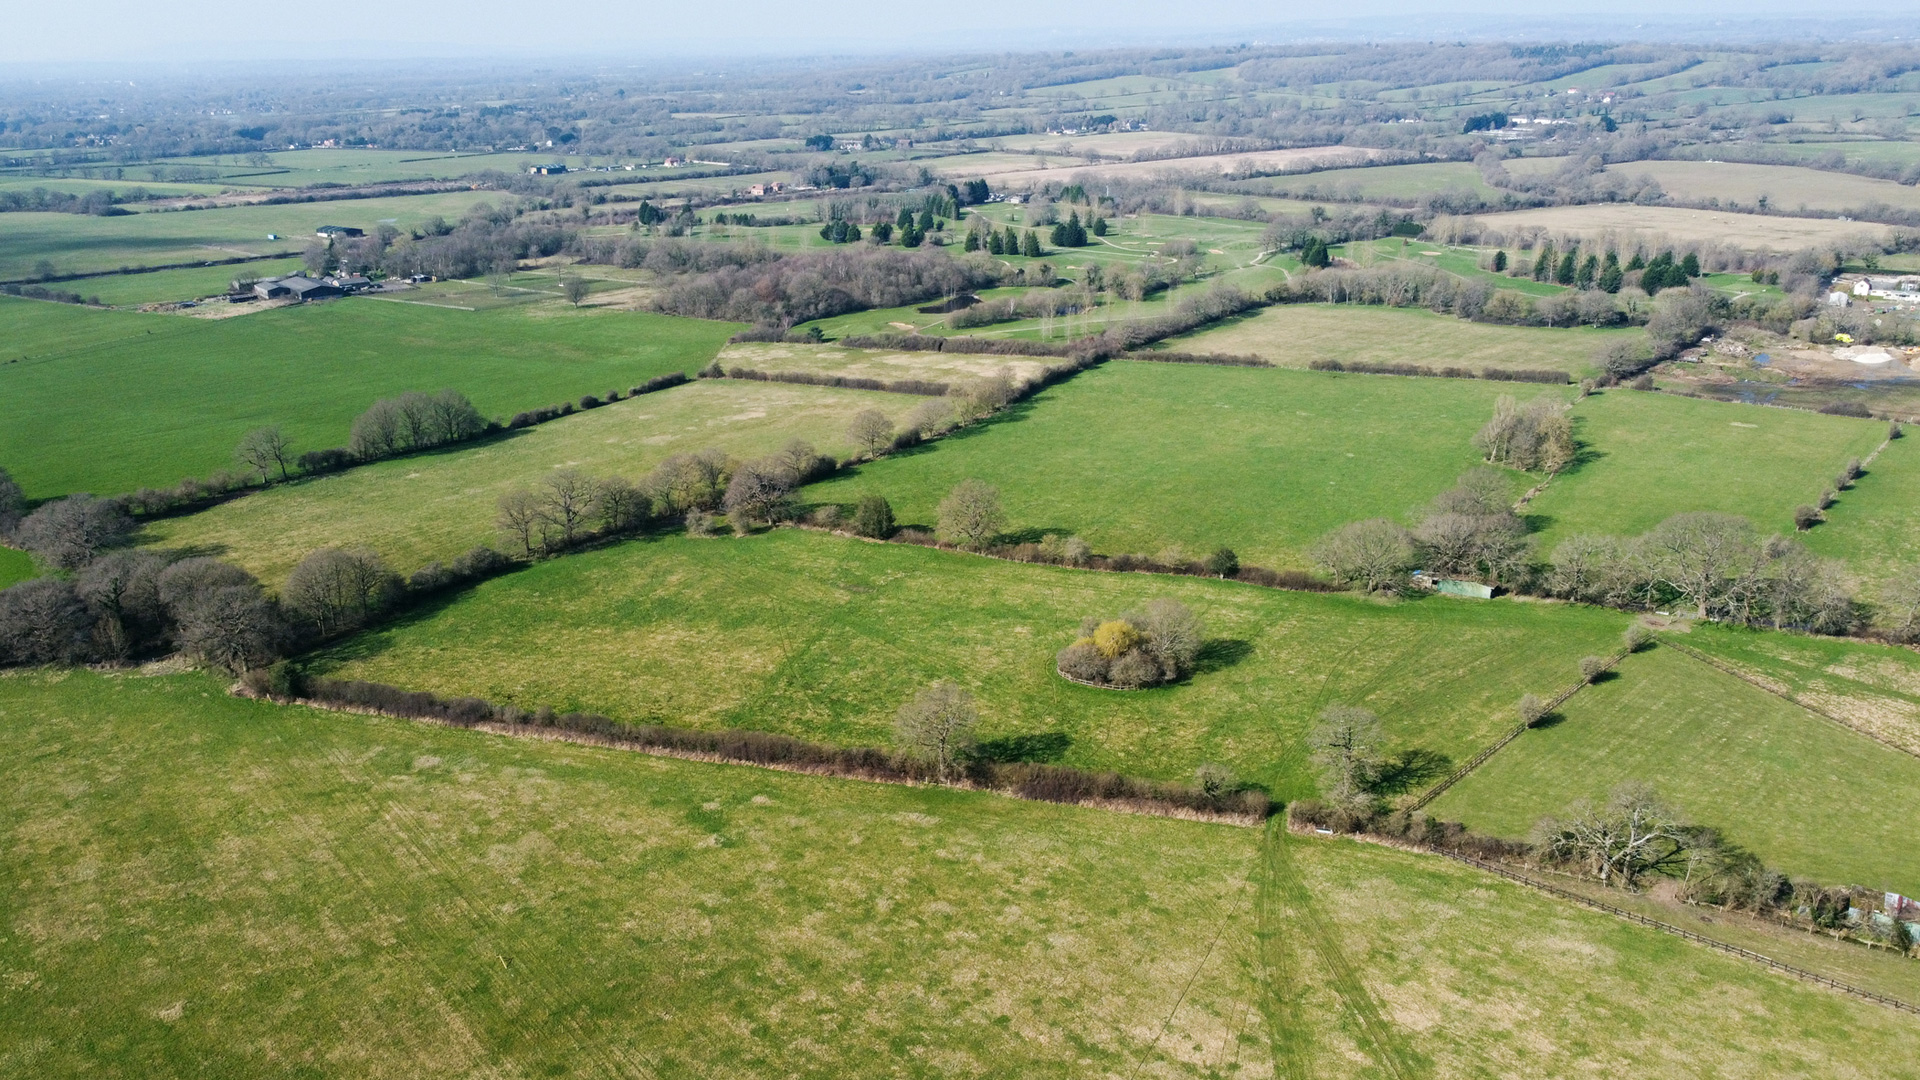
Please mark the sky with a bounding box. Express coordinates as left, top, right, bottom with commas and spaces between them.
5, 0, 1915, 64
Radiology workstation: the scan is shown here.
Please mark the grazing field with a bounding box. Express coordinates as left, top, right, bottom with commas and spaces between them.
1163, 303, 1630, 374
715, 340, 1054, 390
1605, 159, 1920, 214
1472, 204, 1893, 249
1428, 644, 1920, 889
0, 297, 739, 498
0, 547, 33, 589
1526, 388, 1886, 553
1805, 431, 1920, 595
1670, 621, 1920, 754
146, 380, 930, 582
807, 360, 1529, 569
1274, 832, 1920, 1077
1225, 160, 1501, 202
928, 146, 1390, 189
65, 258, 306, 306
0, 190, 502, 279
323, 527, 1629, 794
0, 669, 1264, 1079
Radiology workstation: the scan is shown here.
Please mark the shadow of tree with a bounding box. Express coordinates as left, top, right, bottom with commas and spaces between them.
976, 731, 1073, 763
1365, 748, 1454, 796
1193, 638, 1254, 674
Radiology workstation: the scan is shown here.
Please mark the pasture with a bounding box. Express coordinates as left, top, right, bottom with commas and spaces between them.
1672, 621, 1920, 755
8, 669, 1915, 1077
74, 258, 305, 306
1162, 302, 1630, 374
0, 297, 737, 498
1525, 388, 1886, 552
1605, 159, 1920, 214
1427, 643, 1920, 889
1472, 204, 1893, 250
0, 190, 503, 279
145, 380, 931, 582
806, 359, 1528, 569
1225, 160, 1501, 203
715, 340, 1055, 390
931, 146, 1390, 190
1805, 430, 1920, 596
322, 527, 1629, 794
0, 669, 1263, 1079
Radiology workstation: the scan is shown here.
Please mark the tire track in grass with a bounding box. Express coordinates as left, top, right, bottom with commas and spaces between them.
1260, 822, 1428, 1080
1254, 821, 1312, 1080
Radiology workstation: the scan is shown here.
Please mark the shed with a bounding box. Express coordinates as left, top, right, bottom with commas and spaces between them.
283, 278, 344, 301
253, 278, 294, 300
314, 225, 364, 239
1433, 579, 1496, 599
528, 164, 568, 175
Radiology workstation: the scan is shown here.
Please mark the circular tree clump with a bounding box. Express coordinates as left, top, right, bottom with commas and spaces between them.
1055, 599, 1203, 689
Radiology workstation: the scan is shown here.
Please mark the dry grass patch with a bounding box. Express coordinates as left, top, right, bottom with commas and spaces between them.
1474, 204, 1892, 251
717, 341, 1052, 390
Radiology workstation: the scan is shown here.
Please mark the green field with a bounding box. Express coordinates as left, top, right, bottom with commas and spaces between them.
0, 191, 502, 280
1225, 161, 1502, 202
715, 340, 1056, 390
321, 527, 1629, 795
61, 258, 306, 306
0, 669, 1262, 1079
0, 546, 33, 589
1165, 303, 1635, 375
1666, 621, 1920, 754
808, 360, 1531, 569
1606, 159, 1920, 214
0, 297, 739, 498
1806, 431, 1920, 594
7, 669, 1917, 1077
1428, 644, 1920, 889
1527, 388, 1887, 552
146, 380, 931, 582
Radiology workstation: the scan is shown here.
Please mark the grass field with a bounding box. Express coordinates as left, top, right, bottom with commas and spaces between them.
0, 668, 1264, 1079
1427, 643, 1920, 889
1163, 303, 1632, 375
9, 670, 1917, 1076
1526, 388, 1887, 552
1473, 204, 1893, 249
1669, 621, 1920, 754
146, 380, 931, 582
0, 191, 502, 279
1274, 831, 1920, 1077
1226, 160, 1501, 202
807, 360, 1529, 569
1606, 160, 1920, 214
1805, 430, 1920, 594
715, 340, 1055, 390
0, 546, 33, 589
67, 258, 306, 306
0, 297, 739, 498
322, 527, 1629, 795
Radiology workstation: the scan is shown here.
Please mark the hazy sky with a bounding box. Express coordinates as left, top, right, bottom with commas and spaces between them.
5, 0, 1911, 64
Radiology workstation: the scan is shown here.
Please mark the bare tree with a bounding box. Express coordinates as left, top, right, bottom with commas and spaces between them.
425, 389, 487, 445
496, 489, 546, 557
893, 681, 978, 782
722, 457, 796, 526
0, 578, 95, 665
537, 469, 597, 549
562, 276, 591, 306
77, 550, 172, 660
646, 448, 732, 516
236, 426, 296, 481
156, 557, 281, 673
14, 494, 136, 571
1310, 704, 1382, 803
936, 479, 1004, 548
1532, 783, 1687, 888
593, 476, 649, 534
1313, 518, 1414, 593
284, 547, 399, 637
1879, 566, 1920, 643
1641, 512, 1758, 617
349, 397, 406, 460
847, 409, 896, 460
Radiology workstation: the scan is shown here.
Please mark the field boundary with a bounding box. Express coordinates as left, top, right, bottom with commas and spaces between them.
0, 249, 301, 286
1406, 645, 1631, 812
1430, 845, 1920, 1015
1656, 635, 1920, 761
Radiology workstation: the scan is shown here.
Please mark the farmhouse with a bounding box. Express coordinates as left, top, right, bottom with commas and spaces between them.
748, 182, 785, 196
314, 225, 364, 239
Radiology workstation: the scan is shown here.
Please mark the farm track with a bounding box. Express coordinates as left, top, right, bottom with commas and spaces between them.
1259, 822, 1428, 1080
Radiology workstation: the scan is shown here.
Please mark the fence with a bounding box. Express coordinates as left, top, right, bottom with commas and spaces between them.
1658, 636, 1920, 762
1432, 847, 1920, 1016
1407, 646, 1631, 812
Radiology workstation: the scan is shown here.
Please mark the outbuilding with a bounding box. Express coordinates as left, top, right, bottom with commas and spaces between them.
314, 225, 364, 239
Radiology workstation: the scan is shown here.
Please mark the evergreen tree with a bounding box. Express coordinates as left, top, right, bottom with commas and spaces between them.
1577, 254, 1598, 289
1066, 211, 1087, 246
1492, 250, 1507, 272
964, 231, 980, 252
1003, 226, 1020, 252
918, 209, 935, 231
1050, 221, 1068, 247
1533, 240, 1556, 282
1680, 251, 1701, 278
1021, 230, 1043, 258
1625, 250, 1646, 272
987, 231, 1004, 255
1556, 250, 1578, 286
1598, 250, 1623, 293
1301, 237, 1331, 268
896, 207, 914, 228
1092, 217, 1107, 236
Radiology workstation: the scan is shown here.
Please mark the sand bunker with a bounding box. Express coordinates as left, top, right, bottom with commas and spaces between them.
1834, 346, 1894, 365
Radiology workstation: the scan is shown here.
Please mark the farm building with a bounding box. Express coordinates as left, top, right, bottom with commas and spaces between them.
527, 163, 568, 175
314, 225, 364, 239
252, 274, 356, 302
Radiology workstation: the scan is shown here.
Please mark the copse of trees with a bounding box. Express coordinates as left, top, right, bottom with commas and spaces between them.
1473, 395, 1575, 473
1054, 598, 1203, 689
12, 494, 137, 571
348, 389, 489, 461
651, 245, 996, 325
283, 547, 402, 637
